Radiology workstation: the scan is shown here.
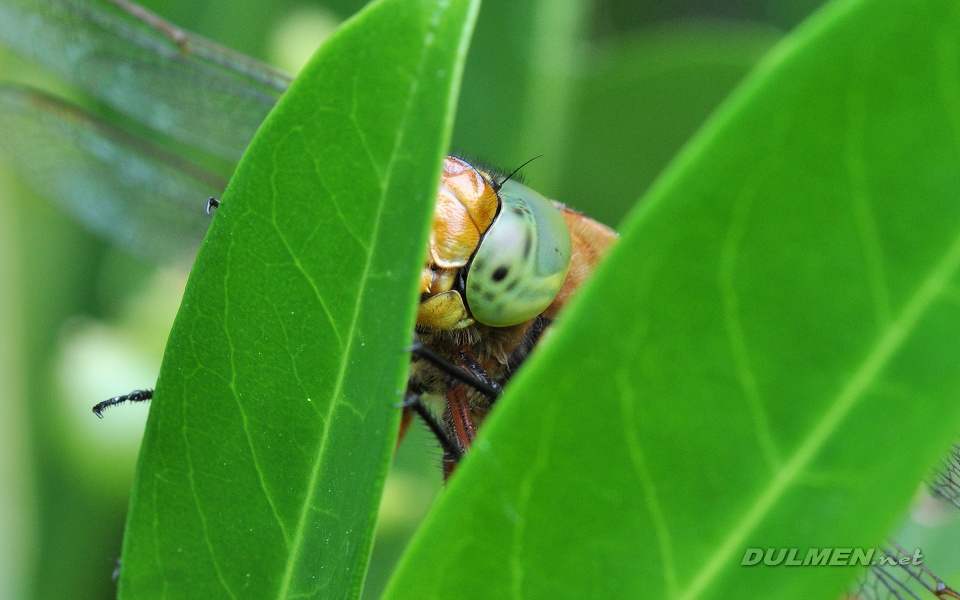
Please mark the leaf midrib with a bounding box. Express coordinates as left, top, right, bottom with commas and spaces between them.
272, 11, 444, 600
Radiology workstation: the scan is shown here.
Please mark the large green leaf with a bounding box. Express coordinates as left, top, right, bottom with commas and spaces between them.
117, 0, 478, 598
383, 0, 960, 598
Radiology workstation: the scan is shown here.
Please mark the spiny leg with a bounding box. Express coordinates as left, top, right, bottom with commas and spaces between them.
442, 449, 458, 480
445, 383, 477, 452
456, 349, 503, 397
396, 391, 462, 463
92, 389, 153, 418
409, 341, 501, 400
92, 195, 215, 418
396, 404, 414, 451
408, 340, 500, 478
438, 385, 477, 480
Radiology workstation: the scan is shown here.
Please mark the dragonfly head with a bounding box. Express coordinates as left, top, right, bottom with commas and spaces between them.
417, 156, 572, 331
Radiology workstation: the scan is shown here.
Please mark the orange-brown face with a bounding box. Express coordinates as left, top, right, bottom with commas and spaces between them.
408, 156, 617, 478
417, 156, 499, 330
416, 156, 615, 333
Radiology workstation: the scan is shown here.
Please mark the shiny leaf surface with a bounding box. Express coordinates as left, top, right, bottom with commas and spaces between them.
117, 0, 478, 598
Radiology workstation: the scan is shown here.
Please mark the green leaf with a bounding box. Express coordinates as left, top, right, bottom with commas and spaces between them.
383, 1, 960, 599
117, 0, 478, 598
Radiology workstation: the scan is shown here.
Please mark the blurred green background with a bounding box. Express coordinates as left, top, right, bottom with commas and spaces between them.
1, 0, 958, 598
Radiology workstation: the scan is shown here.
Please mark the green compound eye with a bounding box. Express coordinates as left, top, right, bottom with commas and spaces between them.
465, 179, 572, 327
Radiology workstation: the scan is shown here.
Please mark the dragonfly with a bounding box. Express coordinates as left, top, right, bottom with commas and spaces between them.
4, 3, 960, 597
0, 0, 617, 476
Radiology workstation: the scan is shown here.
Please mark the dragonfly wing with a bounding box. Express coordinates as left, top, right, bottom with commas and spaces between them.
0, 0, 291, 162
0, 84, 225, 261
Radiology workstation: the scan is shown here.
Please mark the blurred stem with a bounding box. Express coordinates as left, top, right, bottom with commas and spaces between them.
515, 0, 590, 192
16, 184, 121, 600
0, 46, 121, 598
0, 161, 34, 600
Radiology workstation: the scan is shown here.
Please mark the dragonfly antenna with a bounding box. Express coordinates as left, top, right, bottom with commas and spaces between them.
492, 155, 543, 191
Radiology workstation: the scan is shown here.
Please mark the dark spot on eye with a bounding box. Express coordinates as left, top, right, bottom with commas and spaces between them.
483, 292, 496, 302
473, 257, 486, 271
523, 235, 532, 258
469, 281, 481, 291
513, 206, 524, 216
492, 266, 508, 282
506, 280, 518, 292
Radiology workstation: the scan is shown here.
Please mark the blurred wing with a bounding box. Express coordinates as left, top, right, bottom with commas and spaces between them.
0, 84, 225, 260
0, 0, 291, 162
853, 541, 960, 600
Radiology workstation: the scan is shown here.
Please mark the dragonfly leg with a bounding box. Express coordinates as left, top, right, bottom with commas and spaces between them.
440, 385, 476, 481
396, 390, 462, 463
446, 383, 477, 452
396, 401, 414, 451
408, 341, 501, 400
407, 339, 502, 479
456, 349, 503, 398
92, 389, 153, 418
442, 449, 459, 480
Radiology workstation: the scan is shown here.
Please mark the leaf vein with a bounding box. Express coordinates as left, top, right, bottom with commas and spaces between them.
718, 189, 780, 469
268, 160, 346, 350
616, 372, 679, 597
183, 381, 238, 600
510, 403, 557, 600
845, 69, 892, 330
